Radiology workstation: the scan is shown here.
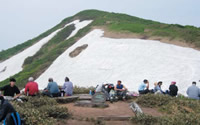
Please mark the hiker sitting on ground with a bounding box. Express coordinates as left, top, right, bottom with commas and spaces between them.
167, 81, 178, 97
25, 77, 39, 96
43, 78, 60, 97
187, 81, 200, 100
62, 77, 73, 96
114, 80, 127, 100
154, 81, 165, 94
0, 95, 22, 125
0, 78, 21, 99
138, 79, 151, 94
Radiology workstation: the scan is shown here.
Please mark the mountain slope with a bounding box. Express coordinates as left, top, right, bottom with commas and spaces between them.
0, 9, 200, 91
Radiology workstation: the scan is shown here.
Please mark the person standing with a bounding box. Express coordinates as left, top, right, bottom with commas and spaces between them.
0, 78, 21, 99
187, 81, 200, 100
62, 77, 73, 96
25, 77, 39, 96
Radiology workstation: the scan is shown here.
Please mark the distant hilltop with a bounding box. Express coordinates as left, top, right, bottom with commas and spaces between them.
0, 9, 200, 95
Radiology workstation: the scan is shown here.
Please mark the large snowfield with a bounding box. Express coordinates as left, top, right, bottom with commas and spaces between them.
0, 20, 92, 82
36, 29, 200, 95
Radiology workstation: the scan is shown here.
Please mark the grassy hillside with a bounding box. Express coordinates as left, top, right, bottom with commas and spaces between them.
0, 16, 74, 62
1, 9, 200, 88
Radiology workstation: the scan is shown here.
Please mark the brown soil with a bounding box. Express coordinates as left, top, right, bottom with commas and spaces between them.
92, 26, 199, 51
61, 101, 134, 118
69, 44, 88, 58
60, 101, 134, 125
58, 100, 165, 125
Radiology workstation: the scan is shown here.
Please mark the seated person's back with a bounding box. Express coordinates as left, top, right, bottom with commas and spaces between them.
169, 81, 178, 96
47, 80, 59, 94
63, 78, 73, 96
25, 77, 39, 96
187, 82, 200, 100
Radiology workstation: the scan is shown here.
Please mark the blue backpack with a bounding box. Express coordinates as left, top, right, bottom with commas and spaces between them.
3, 112, 21, 125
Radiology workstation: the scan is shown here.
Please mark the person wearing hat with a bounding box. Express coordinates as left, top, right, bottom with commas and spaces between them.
0, 78, 21, 99
25, 77, 39, 96
168, 81, 178, 97
154, 81, 165, 94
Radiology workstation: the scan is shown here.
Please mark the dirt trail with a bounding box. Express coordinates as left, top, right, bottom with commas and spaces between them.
60, 101, 134, 125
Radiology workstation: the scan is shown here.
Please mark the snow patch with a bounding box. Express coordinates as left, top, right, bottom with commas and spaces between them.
0, 20, 92, 82
36, 29, 200, 95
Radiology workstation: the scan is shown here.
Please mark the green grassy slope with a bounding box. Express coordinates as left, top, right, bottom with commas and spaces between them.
0, 16, 74, 62
1, 9, 200, 88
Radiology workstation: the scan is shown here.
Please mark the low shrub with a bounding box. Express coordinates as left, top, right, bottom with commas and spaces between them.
132, 94, 200, 125
12, 96, 69, 125
73, 85, 95, 94
131, 113, 200, 125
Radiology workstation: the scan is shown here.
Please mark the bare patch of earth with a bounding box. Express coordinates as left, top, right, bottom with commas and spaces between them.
92, 26, 199, 51
69, 44, 88, 58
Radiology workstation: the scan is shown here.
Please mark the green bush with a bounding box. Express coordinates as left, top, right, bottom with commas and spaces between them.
12, 96, 69, 125
131, 113, 200, 125
73, 85, 95, 94
132, 94, 200, 125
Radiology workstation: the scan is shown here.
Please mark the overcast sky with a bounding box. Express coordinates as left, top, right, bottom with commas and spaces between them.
0, 0, 199, 50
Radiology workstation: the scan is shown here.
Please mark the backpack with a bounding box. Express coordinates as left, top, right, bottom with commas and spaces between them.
3, 112, 21, 125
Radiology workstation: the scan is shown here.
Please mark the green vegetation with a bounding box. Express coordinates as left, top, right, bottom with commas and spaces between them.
0, 21, 92, 88
0, 16, 74, 62
77, 10, 200, 47
73, 86, 95, 94
131, 94, 200, 125
0, 9, 200, 88
12, 96, 69, 125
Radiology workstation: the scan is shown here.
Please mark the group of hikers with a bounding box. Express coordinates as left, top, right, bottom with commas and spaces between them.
138, 79, 178, 96
96, 79, 200, 102
0, 77, 200, 124
138, 79, 200, 100
0, 77, 74, 98
0, 77, 74, 125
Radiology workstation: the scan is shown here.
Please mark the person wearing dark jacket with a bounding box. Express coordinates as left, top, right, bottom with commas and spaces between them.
169, 81, 178, 96
0, 78, 21, 99
0, 96, 16, 124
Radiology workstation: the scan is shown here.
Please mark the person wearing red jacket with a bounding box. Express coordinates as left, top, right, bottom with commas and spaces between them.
25, 77, 39, 96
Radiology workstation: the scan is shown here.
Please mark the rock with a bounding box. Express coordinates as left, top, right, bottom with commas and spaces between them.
56, 96, 79, 103
130, 102, 143, 116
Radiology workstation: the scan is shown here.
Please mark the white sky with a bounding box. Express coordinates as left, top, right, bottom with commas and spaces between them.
0, 0, 200, 50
